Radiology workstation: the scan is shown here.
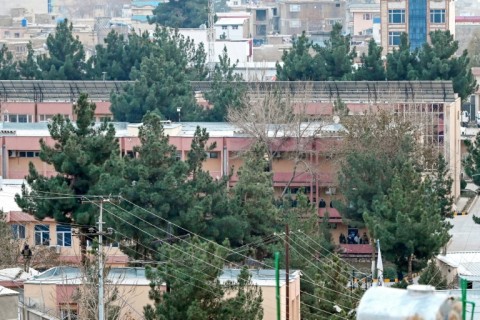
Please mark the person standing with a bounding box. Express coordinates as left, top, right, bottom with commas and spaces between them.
21, 244, 32, 272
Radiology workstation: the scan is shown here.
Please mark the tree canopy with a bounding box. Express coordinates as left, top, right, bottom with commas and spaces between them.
110, 27, 206, 122
148, 0, 208, 28
37, 19, 87, 80
15, 93, 120, 261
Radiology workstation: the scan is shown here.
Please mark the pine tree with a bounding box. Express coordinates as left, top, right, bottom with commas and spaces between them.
363, 162, 451, 279
15, 93, 120, 263
144, 238, 263, 320
148, 0, 209, 28
37, 19, 87, 80
0, 44, 19, 79
463, 131, 480, 185
386, 33, 419, 81
418, 260, 448, 290
204, 47, 245, 121
18, 42, 40, 79
354, 39, 385, 81
110, 27, 205, 122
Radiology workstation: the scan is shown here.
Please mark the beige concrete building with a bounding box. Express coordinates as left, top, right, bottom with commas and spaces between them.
278, 0, 346, 36
380, 0, 455, 54
0, 285, 19, 320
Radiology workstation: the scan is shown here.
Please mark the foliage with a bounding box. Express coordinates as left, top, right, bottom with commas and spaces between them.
88, 30, 153, 80
473, 215, 480, 224
391, 280, 409, 289
204, 47, 245, 121
276, 32, 321, 81
430, 155, 453, 218
15, 93, 120, 262
149, 0, 208, 28
0, 44, 19, 80
110, 27, 206, 122
417, 30, 476, 101
0, 211, 21, 268
363, 162, 451, 275
18, 42, 40, 79
230, 143, 279, 257
37, 19, 87, 80
302, 254, 361, 319
144, 238, 263, 320
338, 111, 419, 225
354, 39, 385, 81
276, 24, 356, 81
418, 260, 448, 290
461, 178, 467, 190
385, 33, 419, 81
463, 131, 480, 185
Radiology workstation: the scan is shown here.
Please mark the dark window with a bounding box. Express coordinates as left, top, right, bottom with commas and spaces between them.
430, 9, 445, 23
388, 9, 405, 23
388, 31, 402, 45
35, 225, 50, 245
56, 225, 72, 247
11, 224, 26, 239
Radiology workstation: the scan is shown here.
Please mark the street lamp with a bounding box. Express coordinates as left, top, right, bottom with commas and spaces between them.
177, 107, 181, 122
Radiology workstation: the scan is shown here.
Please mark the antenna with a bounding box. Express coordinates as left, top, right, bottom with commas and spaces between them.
207, 0, 215, 77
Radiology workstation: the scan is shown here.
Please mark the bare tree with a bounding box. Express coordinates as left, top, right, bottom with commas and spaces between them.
0, 211, 22, 269
228, 83, 338, 197
70, 250, 139, 320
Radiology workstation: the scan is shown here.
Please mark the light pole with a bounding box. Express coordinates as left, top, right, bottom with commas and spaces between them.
177, 107, 181, 122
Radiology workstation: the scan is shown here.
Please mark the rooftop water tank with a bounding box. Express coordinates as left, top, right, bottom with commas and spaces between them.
21, 18, 28, 27
356, 285, 461, 320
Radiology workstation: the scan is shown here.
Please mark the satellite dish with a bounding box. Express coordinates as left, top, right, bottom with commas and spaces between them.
333, 115, 340, 124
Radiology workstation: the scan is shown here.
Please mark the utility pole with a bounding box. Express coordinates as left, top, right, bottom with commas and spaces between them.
82, 198, 115, 320
285, 223, 290, 320
207, 0, 215, 77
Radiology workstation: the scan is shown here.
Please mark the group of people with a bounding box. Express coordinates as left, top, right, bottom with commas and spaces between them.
339, 232, 369, 245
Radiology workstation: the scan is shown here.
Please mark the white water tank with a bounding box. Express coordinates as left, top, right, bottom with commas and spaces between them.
356, 285, 461, 320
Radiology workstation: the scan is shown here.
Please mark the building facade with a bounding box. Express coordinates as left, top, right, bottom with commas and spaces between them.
380, 0, 455, 53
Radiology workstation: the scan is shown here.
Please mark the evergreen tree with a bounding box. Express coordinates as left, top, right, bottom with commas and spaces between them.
417, 30, 476, 101
37, 19, 87, 80
144, 238, 263, 320
276, 32, 324, 81
87, 30, 154, 80
363, 162, 451, 279
15, 93, 120, 263
204, 47, 245, 121
230, 143, 280, 258
18, 42, 40, 79
431, 154, 454, 218
385, 33, 419, 81
0, 44, 19, 79
418, 260, 448, 290
148, 0, 208, 28
354, 39, 385, 81
110, 27, 205, 122
319, 23, 356, 80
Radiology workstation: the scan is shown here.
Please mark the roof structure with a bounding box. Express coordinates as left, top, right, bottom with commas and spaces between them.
0, 80, 456, 104
0, 285, 19, 296
219, 269, 301, 287
437, 251, 480, 280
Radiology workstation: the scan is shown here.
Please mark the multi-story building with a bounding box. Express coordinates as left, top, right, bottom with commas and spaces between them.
277, 0, 346, 36
0, 80, 462, 258
380, 0, 455, 53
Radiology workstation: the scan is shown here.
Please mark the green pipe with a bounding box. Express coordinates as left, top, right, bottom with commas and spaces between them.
461, 278, 467, 320
275, 251, 280, 320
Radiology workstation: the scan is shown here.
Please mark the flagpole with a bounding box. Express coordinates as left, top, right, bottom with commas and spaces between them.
377, 239, 384, 286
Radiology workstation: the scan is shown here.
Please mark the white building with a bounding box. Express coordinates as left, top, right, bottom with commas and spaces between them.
214, 17, 249, 40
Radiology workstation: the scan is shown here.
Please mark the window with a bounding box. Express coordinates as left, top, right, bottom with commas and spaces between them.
39, 114, 69, 122
222, 26, 228, 30
207, 152, 219, 159
14, 32, 20, 38
363, 13, 372, 20
99, 116, 111, 122
388, 9, 405, 23
11, 224, 26, 239
175, 151, 182, 161
34, 225, 50, 245
232, 25, 239, 30
4, 114, 32, 123
290, 4, 300, 12
4, 31, 9, 37
56, 225, 72, 247
388, 31, 402, 45
18, 151, 40, 157
430, 9, 445, 23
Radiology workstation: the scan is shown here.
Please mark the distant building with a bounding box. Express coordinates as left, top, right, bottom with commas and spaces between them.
277, 0, 346, 36
347, 3, 380, 38
215, 17, 250, 40
380, 0, 455, 53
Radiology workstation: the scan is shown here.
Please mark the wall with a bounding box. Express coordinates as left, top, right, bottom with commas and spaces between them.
0, 294, 19, 320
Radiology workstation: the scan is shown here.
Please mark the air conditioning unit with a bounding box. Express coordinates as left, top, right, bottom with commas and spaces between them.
8, 150, 17, 157
49, 245, 61, 253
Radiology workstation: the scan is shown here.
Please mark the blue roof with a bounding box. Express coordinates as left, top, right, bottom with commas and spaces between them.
131, 1, 160, 7
131, 15, 149, 22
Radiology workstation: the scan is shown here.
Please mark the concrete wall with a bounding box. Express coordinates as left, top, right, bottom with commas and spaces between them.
0, 294, 19, 320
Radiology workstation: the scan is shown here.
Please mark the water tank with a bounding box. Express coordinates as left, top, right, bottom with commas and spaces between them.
356, 285, 462, 320
21, 18, 28, 27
